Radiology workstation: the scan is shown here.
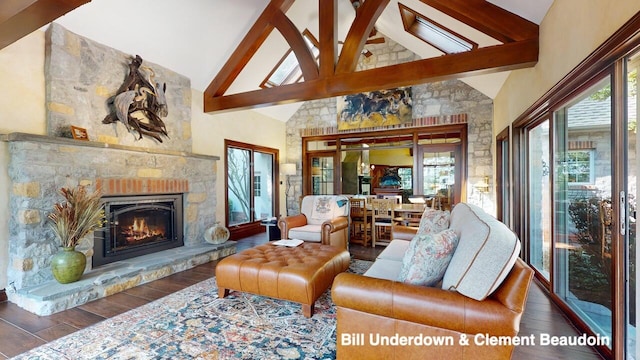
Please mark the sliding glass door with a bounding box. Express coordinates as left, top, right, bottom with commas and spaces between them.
553, 76, 613, 343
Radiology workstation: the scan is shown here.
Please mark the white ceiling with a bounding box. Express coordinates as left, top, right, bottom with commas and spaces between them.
52, 0, 553, 121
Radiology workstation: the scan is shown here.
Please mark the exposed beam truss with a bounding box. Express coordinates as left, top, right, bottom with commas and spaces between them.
204, 0, 538, 113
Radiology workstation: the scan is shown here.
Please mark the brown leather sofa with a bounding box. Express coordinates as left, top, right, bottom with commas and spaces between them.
331, 203, 534, 359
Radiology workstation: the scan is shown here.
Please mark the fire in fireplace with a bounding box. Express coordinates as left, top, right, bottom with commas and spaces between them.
93, 194, 184, 267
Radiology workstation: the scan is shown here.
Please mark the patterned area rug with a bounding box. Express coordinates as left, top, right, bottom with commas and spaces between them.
13, 259, 372, 360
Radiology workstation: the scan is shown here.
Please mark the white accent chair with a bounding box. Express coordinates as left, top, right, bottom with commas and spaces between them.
278, 195, 350, 250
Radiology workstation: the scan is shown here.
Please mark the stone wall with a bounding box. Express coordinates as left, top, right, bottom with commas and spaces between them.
284, 37, 494, 213
5, 134, 218, 292
45, 23, 193, 152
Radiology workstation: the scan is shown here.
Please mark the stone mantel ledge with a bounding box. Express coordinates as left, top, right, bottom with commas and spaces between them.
1, 132, 220, 161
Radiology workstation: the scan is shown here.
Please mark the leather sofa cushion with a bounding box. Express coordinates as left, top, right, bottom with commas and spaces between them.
288, 224, 322, 242
442, 203, 521, 301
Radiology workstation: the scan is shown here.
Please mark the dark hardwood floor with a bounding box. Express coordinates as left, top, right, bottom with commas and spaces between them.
0, 234, 604, 359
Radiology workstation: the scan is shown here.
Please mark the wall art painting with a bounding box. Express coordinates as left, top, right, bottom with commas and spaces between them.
337, 87, 412, 131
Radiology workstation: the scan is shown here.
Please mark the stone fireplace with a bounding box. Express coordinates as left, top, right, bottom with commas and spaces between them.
2, 24, 235, 316
4, 133, 234, 316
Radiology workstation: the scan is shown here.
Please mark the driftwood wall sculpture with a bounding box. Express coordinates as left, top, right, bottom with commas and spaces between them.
103, 55, 169, 142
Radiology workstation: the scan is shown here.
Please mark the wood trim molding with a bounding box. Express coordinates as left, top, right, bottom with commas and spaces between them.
204, 0, 539, 113
0, 0, 91, 50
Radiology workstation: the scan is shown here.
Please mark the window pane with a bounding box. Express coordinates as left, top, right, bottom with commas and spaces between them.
528, 120, 551, 278
254, 152, 274, 220
311, 156, 334, 195
228, 148, 251, 226
422, 149, 455, 210
554, 77, 612, 347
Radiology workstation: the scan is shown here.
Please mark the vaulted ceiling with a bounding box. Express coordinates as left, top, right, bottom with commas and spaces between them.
0, 0, 553, 121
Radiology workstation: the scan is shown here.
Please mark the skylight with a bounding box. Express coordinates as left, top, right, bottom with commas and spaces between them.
261, 30, 319, 88
399, 3, 477, 54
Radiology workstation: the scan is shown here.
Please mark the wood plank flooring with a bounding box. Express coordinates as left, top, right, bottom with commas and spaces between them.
0, 234, 605, 359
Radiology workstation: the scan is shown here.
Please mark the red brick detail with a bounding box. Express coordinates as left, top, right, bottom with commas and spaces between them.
96, 178, 189, 196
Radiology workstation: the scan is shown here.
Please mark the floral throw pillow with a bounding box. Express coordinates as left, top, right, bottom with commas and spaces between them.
397, 229, 459, 287
417, 208, 451, 235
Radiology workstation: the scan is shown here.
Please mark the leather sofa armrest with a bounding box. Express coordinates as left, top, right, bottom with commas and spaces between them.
392, 225, 418, 241
332, 273, 521, 337
277, 214, 307, 240
321, 216, 349, 246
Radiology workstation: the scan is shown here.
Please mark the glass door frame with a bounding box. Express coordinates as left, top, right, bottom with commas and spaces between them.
305, 151, 339, 195
417, 142, 463, 207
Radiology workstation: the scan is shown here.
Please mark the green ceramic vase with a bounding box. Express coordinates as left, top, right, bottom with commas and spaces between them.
51, 246, 86, 284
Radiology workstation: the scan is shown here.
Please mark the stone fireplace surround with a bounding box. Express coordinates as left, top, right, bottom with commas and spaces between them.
3, 133, 234, 315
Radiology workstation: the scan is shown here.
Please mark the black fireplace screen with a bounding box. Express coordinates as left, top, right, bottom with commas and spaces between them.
93, 194, 184, 267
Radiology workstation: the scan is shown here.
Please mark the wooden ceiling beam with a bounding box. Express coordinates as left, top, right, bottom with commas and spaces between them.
335, 0, 389, 74
204, 0, 296, 97
204, 38, 538, 112
417, 0, 538, 43
0, 0, 90, 50
318, 0, 337, 77
272, 10, 318, 81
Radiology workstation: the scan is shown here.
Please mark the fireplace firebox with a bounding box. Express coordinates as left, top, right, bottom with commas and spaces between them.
93, 194, 184, 267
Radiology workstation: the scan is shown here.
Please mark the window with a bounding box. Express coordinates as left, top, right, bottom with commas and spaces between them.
565, 150, 594, 184
260, 29, 319, 88
398, 167, 412, 189
398, 3, 477, 54
225, 140, 278, 235
254, 174, 262, 196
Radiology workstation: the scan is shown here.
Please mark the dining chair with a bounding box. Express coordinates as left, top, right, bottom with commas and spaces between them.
371, 198, 395, 247
382, 194, 402, 204
349, 198, 370, 247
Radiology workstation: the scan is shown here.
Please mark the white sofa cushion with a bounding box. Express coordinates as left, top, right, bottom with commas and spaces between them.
376, 239, 411, 262
288, 224, 322, 242
442, 203, 521, 301
364, 258, 403, 281
398, 229, 459, 286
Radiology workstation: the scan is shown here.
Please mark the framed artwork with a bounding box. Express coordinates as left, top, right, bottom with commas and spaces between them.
71, 126, 89, 141
337, 87, 412, 131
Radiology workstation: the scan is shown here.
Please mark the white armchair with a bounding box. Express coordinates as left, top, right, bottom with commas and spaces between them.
277, 195, 350, 250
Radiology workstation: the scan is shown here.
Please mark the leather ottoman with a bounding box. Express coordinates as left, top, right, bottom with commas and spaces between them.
216, 242, 351, 317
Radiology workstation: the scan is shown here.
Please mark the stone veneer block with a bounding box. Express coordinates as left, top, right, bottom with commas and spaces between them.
13, 182, 40, 197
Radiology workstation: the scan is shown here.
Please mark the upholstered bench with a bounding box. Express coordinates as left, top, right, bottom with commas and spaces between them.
216, 242, 351, 317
